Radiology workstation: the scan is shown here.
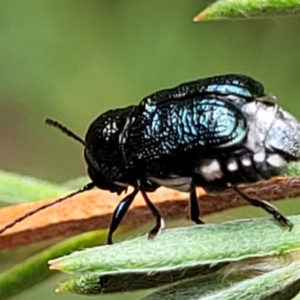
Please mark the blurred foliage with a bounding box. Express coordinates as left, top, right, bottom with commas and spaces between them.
1, 1, 300, 299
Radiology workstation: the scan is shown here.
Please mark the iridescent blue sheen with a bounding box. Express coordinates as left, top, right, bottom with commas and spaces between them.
121, 96, 247, 162
205, 84, 251, 97
141, 74, 264, 108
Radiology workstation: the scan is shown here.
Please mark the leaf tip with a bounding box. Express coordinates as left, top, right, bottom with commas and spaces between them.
48, 258, 62, 270
55, 285, 65, 293
193, 10, 209, 22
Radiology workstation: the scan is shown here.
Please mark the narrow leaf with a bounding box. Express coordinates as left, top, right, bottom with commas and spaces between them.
142, 259, 300, 300
0, 170, 69, 204
194, 0, 300, 21
57, 264, 226, 295
200, 260, 300, 300
49, 215, 300, 275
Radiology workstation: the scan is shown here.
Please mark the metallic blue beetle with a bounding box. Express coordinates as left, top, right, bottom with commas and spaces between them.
1, 74, 299, 244
83, 74, 300, 243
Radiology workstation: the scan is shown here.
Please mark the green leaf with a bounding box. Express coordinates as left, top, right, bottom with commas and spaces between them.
204, 261, 300, 300
0, 170, 69, 204
194, 0, 300, 21
141, 274, 245, 300
51, 215, 300, 296
57, 264, 227, 295
50, 215, 300, 275
142, 260, 300, 300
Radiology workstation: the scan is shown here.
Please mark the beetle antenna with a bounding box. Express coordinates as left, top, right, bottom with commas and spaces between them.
45, 118, 85, 146
0, 182, 95, 234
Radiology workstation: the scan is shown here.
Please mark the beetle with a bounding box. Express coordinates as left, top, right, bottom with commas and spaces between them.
0, 74, 298, 244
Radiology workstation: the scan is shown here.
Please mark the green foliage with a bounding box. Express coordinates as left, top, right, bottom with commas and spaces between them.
52, 217, 300, 298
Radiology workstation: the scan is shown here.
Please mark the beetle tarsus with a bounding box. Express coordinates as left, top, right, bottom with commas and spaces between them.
232, 185, 293, 230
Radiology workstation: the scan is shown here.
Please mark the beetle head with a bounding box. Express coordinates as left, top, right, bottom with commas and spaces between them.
84, 106, 135, 194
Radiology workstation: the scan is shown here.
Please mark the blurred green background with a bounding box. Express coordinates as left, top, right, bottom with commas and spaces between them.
1, 1, 300, 299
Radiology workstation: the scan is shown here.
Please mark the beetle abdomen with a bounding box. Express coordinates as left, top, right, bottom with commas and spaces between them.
193, 98, 300, 192
121, 91, 300, 193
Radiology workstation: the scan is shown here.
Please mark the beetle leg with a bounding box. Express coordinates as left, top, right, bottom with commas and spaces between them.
140, 190, 164, 239
190, 188, 205, 225
107, 188, 139, 244
232, 185, 293, 230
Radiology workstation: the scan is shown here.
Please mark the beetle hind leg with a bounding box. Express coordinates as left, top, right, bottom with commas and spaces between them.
232, 185, 293, 230
190, 188, 205, 225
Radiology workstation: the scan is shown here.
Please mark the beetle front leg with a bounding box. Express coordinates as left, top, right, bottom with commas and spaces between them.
107, 188, 139, 244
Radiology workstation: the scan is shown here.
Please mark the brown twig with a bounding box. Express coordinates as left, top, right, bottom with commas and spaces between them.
0, 176, 299, 250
